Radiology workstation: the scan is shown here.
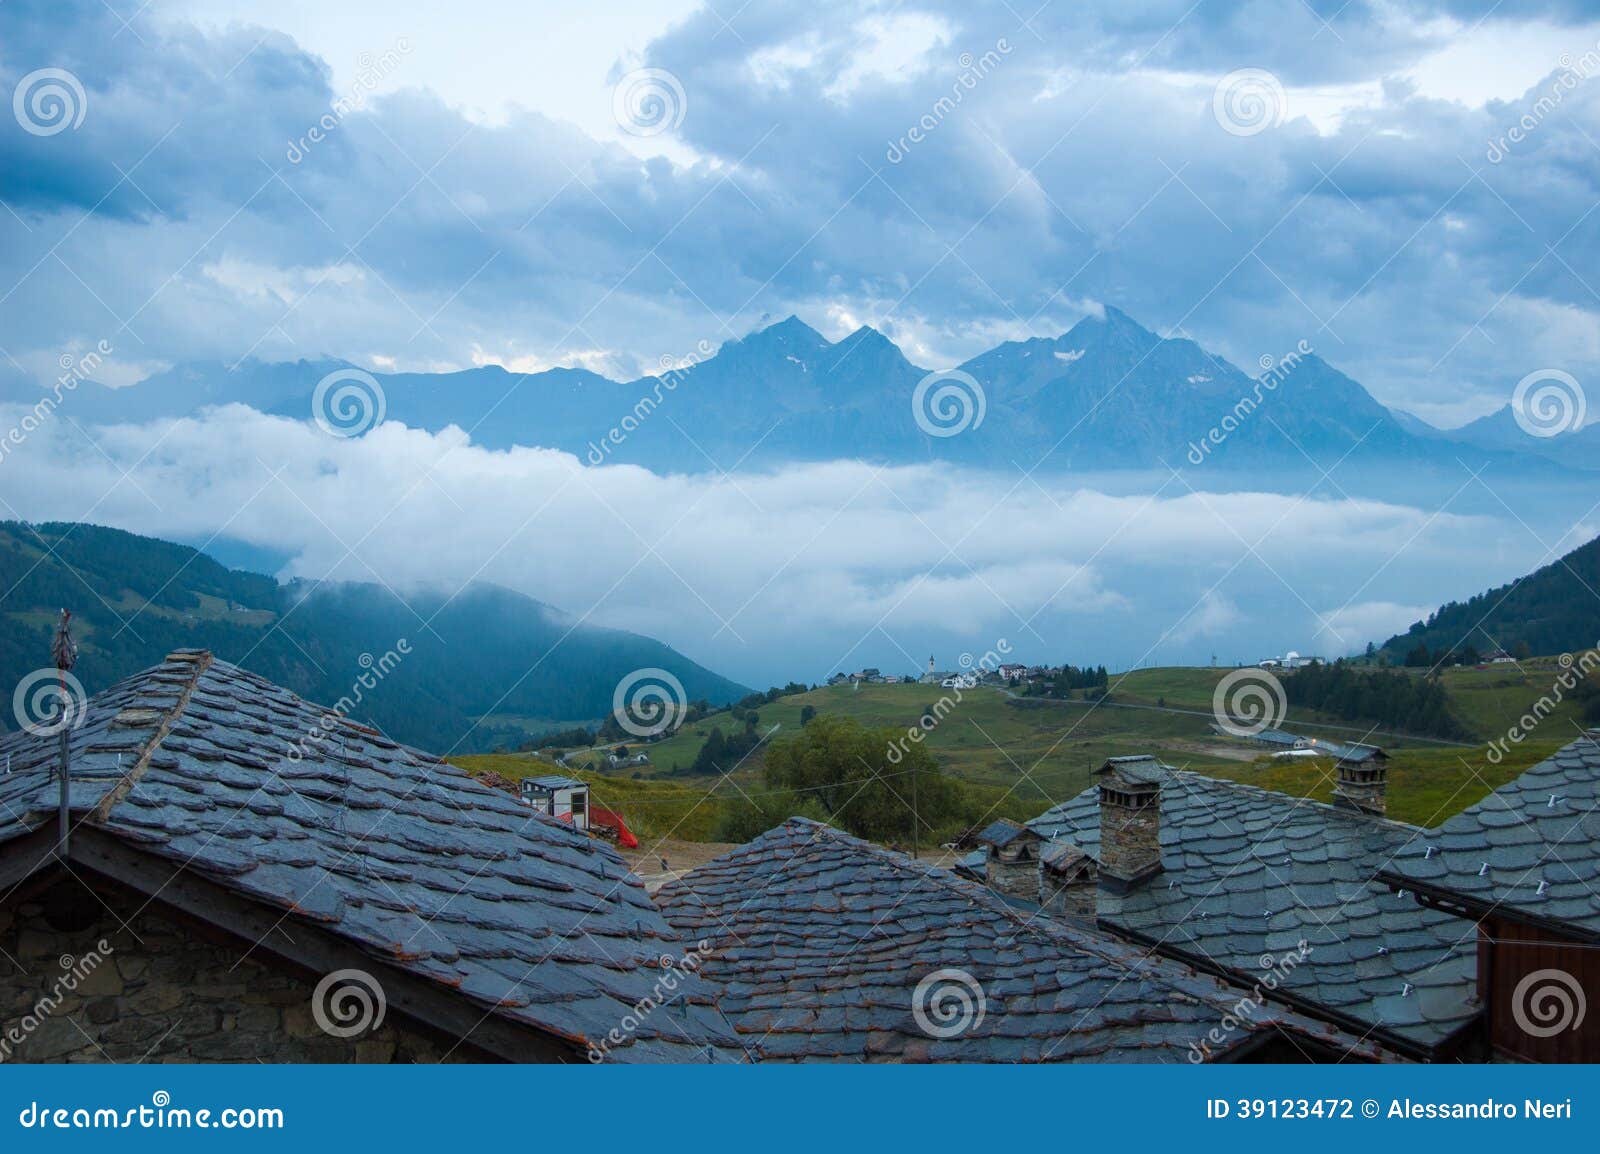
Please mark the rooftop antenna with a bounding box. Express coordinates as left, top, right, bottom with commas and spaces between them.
51, 608, 78, 859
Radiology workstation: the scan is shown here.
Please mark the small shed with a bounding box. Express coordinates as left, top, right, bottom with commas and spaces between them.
520, 774, 591, 831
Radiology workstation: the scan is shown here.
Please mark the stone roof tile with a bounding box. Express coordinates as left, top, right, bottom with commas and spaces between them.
656, 817, 1384, 1064
0, 652, 743, 1063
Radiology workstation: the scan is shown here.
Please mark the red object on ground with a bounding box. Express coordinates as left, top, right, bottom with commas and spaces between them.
590, 805, 639, 848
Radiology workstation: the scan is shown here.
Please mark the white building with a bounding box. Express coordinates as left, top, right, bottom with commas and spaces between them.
520, 774, 591, 832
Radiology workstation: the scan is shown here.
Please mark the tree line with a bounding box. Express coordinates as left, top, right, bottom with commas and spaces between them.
1282, 660, 1468, 740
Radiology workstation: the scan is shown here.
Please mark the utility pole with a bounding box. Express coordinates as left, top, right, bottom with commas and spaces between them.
910, 761, 919, 861
51, 608, 78, 859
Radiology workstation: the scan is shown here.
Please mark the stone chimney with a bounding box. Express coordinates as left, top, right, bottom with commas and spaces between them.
976, 819, 1044, 901
1095, 756, 1166, 889
1331, 744, 1389, 817
1039, 841, 1099, 924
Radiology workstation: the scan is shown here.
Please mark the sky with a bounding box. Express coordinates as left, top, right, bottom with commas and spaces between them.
2, 0, 1599, 685
2, 0, 1598, 423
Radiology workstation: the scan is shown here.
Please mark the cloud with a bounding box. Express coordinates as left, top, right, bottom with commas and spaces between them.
1170, 591, 1244, 642
1313, 601, 1439, 653
0, 402, 1518, 681
0, 0, 1596, 427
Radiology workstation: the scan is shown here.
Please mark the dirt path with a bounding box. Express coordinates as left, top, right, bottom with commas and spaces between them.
620, 838, 740, 893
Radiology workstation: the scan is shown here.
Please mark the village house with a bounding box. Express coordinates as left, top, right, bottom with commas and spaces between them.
0, 651, 742, 1063
1381, 731, 1600, 1062
519, 773, 592, 830
655, 818, 1385, 1062
1210, 724, 1310, 750
959, 754, 1483, 1060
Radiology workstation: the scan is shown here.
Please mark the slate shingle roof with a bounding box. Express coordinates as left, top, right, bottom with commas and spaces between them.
1019, 773, 1479, 1054
975, 818, 1033, 848
655, 817, 1385, 1063
524, 774, 586, 791
1383, 730, 1600, 939
1098, 754, 1169, 784
0, 651, 742, 1062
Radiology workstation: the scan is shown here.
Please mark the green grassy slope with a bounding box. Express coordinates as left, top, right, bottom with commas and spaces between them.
545, 662, 1587, 841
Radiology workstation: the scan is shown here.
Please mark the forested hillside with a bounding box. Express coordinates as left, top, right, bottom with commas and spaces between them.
1379, 534, 1600, 662
0, 522, 746, 751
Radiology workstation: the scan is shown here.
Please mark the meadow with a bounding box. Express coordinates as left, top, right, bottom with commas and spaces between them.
460, 660, 1588, 842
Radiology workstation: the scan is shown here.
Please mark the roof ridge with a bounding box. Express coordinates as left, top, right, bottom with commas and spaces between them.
1035, 770, 1421, 833
90, 650, 213, 823
783, 818, 1190, 970
1166, 770, 1422, 831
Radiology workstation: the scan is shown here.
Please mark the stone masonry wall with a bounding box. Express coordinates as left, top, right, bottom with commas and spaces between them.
1042, 871, 1098, 922
1098, 794, 1160, 882
0, 881, 475, 1063
987, 855, 1040, 902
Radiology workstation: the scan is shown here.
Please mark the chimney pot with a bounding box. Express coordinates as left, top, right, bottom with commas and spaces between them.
1331, 744, 1389, 817
1094, 756, 1166, 889
976, 819, 1044, 901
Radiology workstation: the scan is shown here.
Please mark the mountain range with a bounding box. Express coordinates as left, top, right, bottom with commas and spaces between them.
33, 307, 1591, 476
0, 522, 747, 752
1402, 402, 1600, 471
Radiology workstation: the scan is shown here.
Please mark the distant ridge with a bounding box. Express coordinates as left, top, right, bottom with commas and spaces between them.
49, 308, 1590, 475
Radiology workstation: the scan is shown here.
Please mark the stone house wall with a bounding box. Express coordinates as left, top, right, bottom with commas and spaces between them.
0, 881, 476, 1063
